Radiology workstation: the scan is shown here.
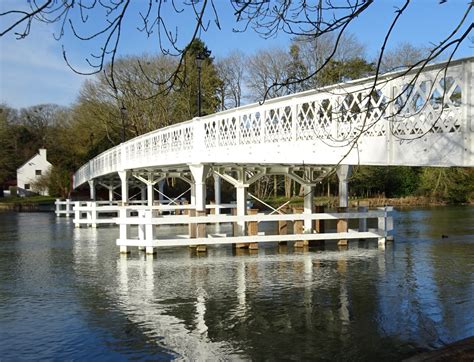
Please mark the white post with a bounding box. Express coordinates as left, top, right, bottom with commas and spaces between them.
189, 164, 210, 212
147, 183, 154, 207
65, 199, 71, 218
236, 185, 247, 236
190, 184, 196, 207
141, 186, 147, 204
55, 199, 60, 216
213, 174, 222, 215
88, 180, 96, 201
336, 165, 352, 208
74, 201, 80, 228
145, 209, 155, 255
386, 206, 394, 241
90, 201, 97, 228
377, 206, 387, 248
358, 206, 368, 232
119, 208, 130, 254
109, 187, 114, 202
303, 184, 313, 232
138, 209, 146, 251
118, 171, 129, 205
86, 201, 92, 226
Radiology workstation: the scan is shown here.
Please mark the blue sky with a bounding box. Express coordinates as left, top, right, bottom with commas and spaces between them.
0, 0, 472, 109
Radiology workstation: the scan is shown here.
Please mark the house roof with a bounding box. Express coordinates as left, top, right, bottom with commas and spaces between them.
17, 150, 52, 171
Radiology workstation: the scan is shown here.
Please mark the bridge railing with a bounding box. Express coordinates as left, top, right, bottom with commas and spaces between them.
74, 57, 472, 188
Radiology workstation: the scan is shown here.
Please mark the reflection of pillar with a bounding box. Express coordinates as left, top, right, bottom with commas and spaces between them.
118, 254, 129, 291
88, 180, 96, 201
141, 186, 147, 204
235, 262, 246, 317
118, 170, 129, 205
304, 254, 313, 330
337, 256, 350, 325
195, 293, 208, 338
336, 165, 352, 208
213, 174, 221, 215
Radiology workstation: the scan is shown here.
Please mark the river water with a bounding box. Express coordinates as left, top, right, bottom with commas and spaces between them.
0, 206, 473, 360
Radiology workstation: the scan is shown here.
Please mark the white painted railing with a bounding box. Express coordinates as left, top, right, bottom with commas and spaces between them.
72, 201, 238, 227
55, 199, 74, 216
115, 206, 394, 249
74, 57, 474, 188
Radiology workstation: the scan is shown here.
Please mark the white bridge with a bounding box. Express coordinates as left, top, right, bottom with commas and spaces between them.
70, 57, 473, 254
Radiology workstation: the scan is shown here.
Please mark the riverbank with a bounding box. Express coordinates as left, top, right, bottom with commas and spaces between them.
259, 195, 473, 210
0, 196, 56, 212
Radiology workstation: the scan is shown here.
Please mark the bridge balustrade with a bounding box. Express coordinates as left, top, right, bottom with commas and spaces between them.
73, 57, 474, 188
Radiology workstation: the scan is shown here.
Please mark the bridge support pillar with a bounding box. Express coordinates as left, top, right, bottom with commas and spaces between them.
133, 172, 165, 207
147, 183, 154, 207
303, 184, 314, 232
98, 181, 120, 203
336, 165, 352, 208
189, 164, 210, 212
235, 185, 247, 238
88, 180, 96, 201
118, 171, 130, 205
213, 174, 221, 215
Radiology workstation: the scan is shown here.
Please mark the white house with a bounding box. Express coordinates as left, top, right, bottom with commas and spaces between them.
17, 149, 53, 196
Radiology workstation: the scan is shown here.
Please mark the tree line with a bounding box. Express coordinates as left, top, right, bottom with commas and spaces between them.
1, 37, 472, 203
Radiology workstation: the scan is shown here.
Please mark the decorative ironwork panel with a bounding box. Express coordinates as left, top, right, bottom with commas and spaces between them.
264, 106, 292, 143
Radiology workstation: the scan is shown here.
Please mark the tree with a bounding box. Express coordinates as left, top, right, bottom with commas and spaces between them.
173, 39, 222, 119
246, 47, 292, 101
379, 42, 430, 73
216, 51, 247, 110
418, 167, 474, 203
294, 32, 367, 89
0, 105, 18, 185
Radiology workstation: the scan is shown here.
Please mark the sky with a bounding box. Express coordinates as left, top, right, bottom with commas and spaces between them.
0, 0, 472, 109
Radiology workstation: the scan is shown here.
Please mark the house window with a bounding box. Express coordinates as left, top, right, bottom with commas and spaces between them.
35, 170, 42, 176
25, 184, 30, 190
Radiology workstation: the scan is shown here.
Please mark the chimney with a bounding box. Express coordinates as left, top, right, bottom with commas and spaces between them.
39, 149, 47, 159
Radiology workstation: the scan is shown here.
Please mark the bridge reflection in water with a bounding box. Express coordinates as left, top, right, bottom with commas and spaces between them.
69, 206, 474, 360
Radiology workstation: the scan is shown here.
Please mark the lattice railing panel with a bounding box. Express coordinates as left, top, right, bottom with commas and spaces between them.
297, 99, 333, 140
204, 120, 218, 148
240, 112, 262, 144
391, 74, 463, 138
264, 106, 293, 142
217, 116, 238, 147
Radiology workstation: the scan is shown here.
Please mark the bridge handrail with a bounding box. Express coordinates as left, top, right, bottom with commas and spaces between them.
74, 57, 473, 188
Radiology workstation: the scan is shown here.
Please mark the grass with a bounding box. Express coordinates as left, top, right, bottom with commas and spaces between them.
0, 195, 57, 205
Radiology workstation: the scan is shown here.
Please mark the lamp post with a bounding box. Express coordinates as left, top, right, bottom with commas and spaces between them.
120, 103, 127, 143
195, 53, 204, 117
